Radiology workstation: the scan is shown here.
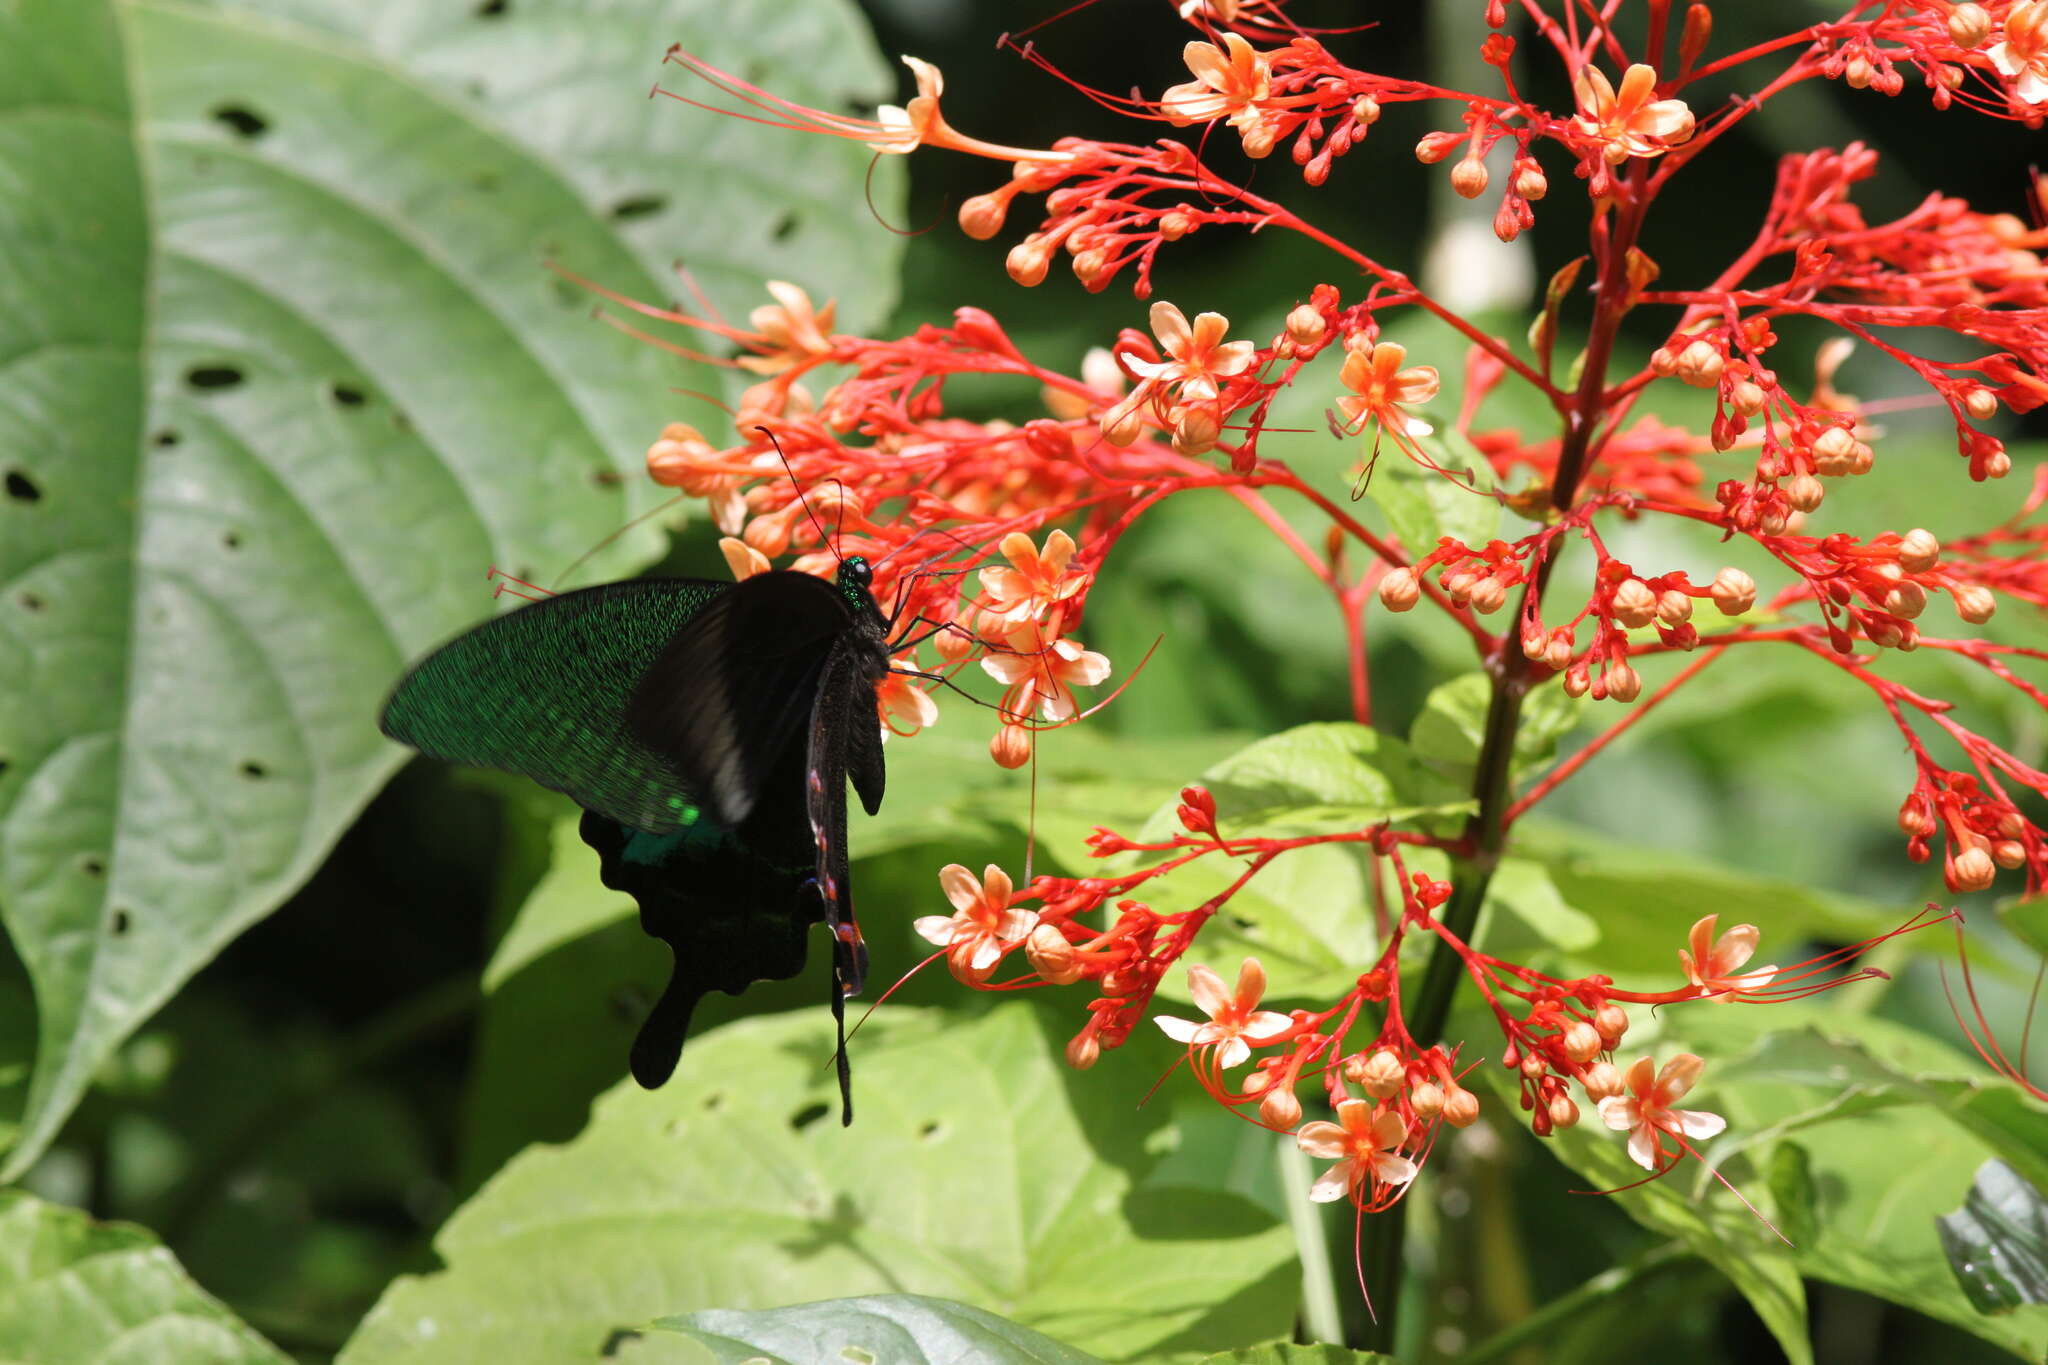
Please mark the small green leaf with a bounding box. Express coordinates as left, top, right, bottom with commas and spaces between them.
657, 1295, 1110, 1365
1939, 1161, 2048, 1315
0, 1190, 290, 1363
1366, 431, 1500, 556
1767, 1141, 1818, 1248
1408, 673, 1582, 782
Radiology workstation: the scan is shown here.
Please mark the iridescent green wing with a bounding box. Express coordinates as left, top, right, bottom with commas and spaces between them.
380, 578, 730, 833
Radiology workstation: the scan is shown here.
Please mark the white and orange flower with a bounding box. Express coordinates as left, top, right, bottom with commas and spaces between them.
875, 658, 938, 740
1160, 34, 1273, 132
869, 55, 949, 153
1155, 958, 1293, 1067
1571, 63, 1695, 163
1989, 2, 2048, 104
1101, 302, 1258, 443
1597, 1053, 1726, 1170
1296, 1099, 1419, 1201
981, 622, 1111, 723
740, 281, 837, 374
1678, 914, 1780, 999
978, 529, 1089, 630
915, 863, 1036, 984
1335, 337, 1440, 437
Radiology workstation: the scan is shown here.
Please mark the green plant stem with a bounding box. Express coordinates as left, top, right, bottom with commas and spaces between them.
1359, 163, 1654, 1352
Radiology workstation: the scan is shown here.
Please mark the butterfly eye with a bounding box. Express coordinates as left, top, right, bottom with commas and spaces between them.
847, 557, 872, 586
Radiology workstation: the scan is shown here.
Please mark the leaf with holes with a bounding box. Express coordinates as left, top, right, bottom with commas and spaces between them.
0, 0, 903, 1177
337, 1005, 1296, 1365
0, 1190, 291, 1363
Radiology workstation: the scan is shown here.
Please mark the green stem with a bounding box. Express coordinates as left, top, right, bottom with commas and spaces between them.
1359, 163, 1653, 1354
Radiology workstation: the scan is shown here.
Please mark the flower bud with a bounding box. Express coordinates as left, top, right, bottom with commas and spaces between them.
1521, 620, 1549, 661
1604, 662, 1642, 703
1952, 583, 1997, 624
1994, 840, 2028, 871
1561, 662, 1591, 697
1784, 473, 1826, 513
1467, 575, 1508, 615
1415, 130, 1462, 164
1595, 1003, 1629, 1044
1352, 96, 1381, 125
1100, 402, 1145, 447
1656, 589, 1694, 626
958, 191, 1009, 240
1359, 1049, 1406, 1099
1983, 446, 2013, 479
1158, 209, 1195, 240
1545, 629, 1575, 671
1172, 404, 1222, 457
1609, 578, 1658, 629
1547, 1092, 1581, 1130
1520, 1050, 1548, 1079
1899, 793, 1937, 837
1006, 235, 1052, 287
1711, 566, 1757, 615
1580, 1060, 1625, 1100
991, 723, 1033, 769
1512, 158, 1547, 200
1561, 1021, 1603, 1063
1948, 3, 1992, 48
1951, 844, 1996, 892
1729, 379, 1766, 416
935, 621, 977, 663
1649, 345, 1679, 377
1674, 340, 1724, 388
1443, 1086, 1482, 1128
1884, 581, 1927, 619
1026, 924, 1084, 985
1409, 1081, 1445, 1119
1259, 1084, 1302, 1129
1811, 424, 1859, 476
1897, 528, 1940, 573
1449, 153, 1489, 199
1962, 384, 2000, 421
1378, 567, 1421, 612
1285, 302, 1327, 349
1066, 1028, 1100, 1069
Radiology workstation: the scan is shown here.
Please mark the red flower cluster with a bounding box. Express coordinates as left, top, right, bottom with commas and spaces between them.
620, 0, 2043, 1263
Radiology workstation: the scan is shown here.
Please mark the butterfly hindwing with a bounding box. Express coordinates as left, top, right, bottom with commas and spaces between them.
380, 579, 729, 832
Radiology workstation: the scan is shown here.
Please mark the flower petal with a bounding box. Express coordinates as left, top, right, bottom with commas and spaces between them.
1187, 963, 1231, 1018
1626, 1123, 1660, 1171
913, 914, 959, 946
1156, 1014, 1202, 1043
1597, 1096, 1639, 1131
1295, 1121, 1348, 1158
1308, 1161, 1357, 1203
1372, 1151, 1419, 1187
1215, 1035, 1252, 1069
1676, 1108, 1727, 1141
938, 863, 981, 912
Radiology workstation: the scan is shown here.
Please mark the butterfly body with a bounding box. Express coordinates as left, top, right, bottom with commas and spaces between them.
380, 560, 892, 1117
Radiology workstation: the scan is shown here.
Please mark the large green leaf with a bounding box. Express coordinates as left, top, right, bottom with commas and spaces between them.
0, 0, 901, 1177
1940, 1161, 2048, 1315
1494, 1003, 2048, 1360
656, 1295, 1110, 1365
341, 1005, 1295, 1365
0, 1190, 289, 1363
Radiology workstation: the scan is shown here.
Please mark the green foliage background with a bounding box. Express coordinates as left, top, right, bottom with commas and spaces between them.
1, 1, 2045, 1362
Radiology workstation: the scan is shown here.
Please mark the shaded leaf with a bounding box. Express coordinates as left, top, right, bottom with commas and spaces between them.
0, 1190, 289, 1364
1939, 1161, 2048, 1315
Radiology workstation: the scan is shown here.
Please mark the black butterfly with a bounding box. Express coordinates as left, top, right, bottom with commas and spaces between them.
380, 557, 892, 1122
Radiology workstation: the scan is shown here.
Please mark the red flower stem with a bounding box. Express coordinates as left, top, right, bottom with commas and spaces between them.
1505, 645, 1728, 825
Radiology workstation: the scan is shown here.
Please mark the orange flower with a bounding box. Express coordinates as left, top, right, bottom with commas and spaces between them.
875, 658, 938, 740
1990, 2, 2048, 104
1155, 958, 1293, 1067
1572, 63, 1695, 163
739, 281, 837, 375
1296, 1100, 1419, 1201
1101, 302, 1258, 444
978, 529, 1089, 629
914, 863, 1036, 983
869, 56, 949, 153
1160, 34, 1272, 132
981, 622, 1111, 723
1597, 1053, 1726, 1170
1335, 337, 1440, 437
1678, 914, 1780, 999
718, 536, 770, 580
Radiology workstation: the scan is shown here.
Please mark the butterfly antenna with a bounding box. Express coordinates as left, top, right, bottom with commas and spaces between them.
547, 491, 690, 590
754, 425, 839, 560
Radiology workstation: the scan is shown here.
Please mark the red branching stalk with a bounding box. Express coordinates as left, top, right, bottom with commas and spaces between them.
616, 0, 2048, 1337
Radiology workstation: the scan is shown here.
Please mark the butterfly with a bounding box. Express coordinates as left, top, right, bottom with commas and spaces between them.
379, 556, 893, 1122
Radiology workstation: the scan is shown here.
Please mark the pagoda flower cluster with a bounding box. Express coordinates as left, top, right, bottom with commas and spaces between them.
622, 0, 2048, 1279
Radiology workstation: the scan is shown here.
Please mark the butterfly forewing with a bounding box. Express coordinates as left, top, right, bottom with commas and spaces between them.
379, 579, 728, 831
626, 571, 864, 827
